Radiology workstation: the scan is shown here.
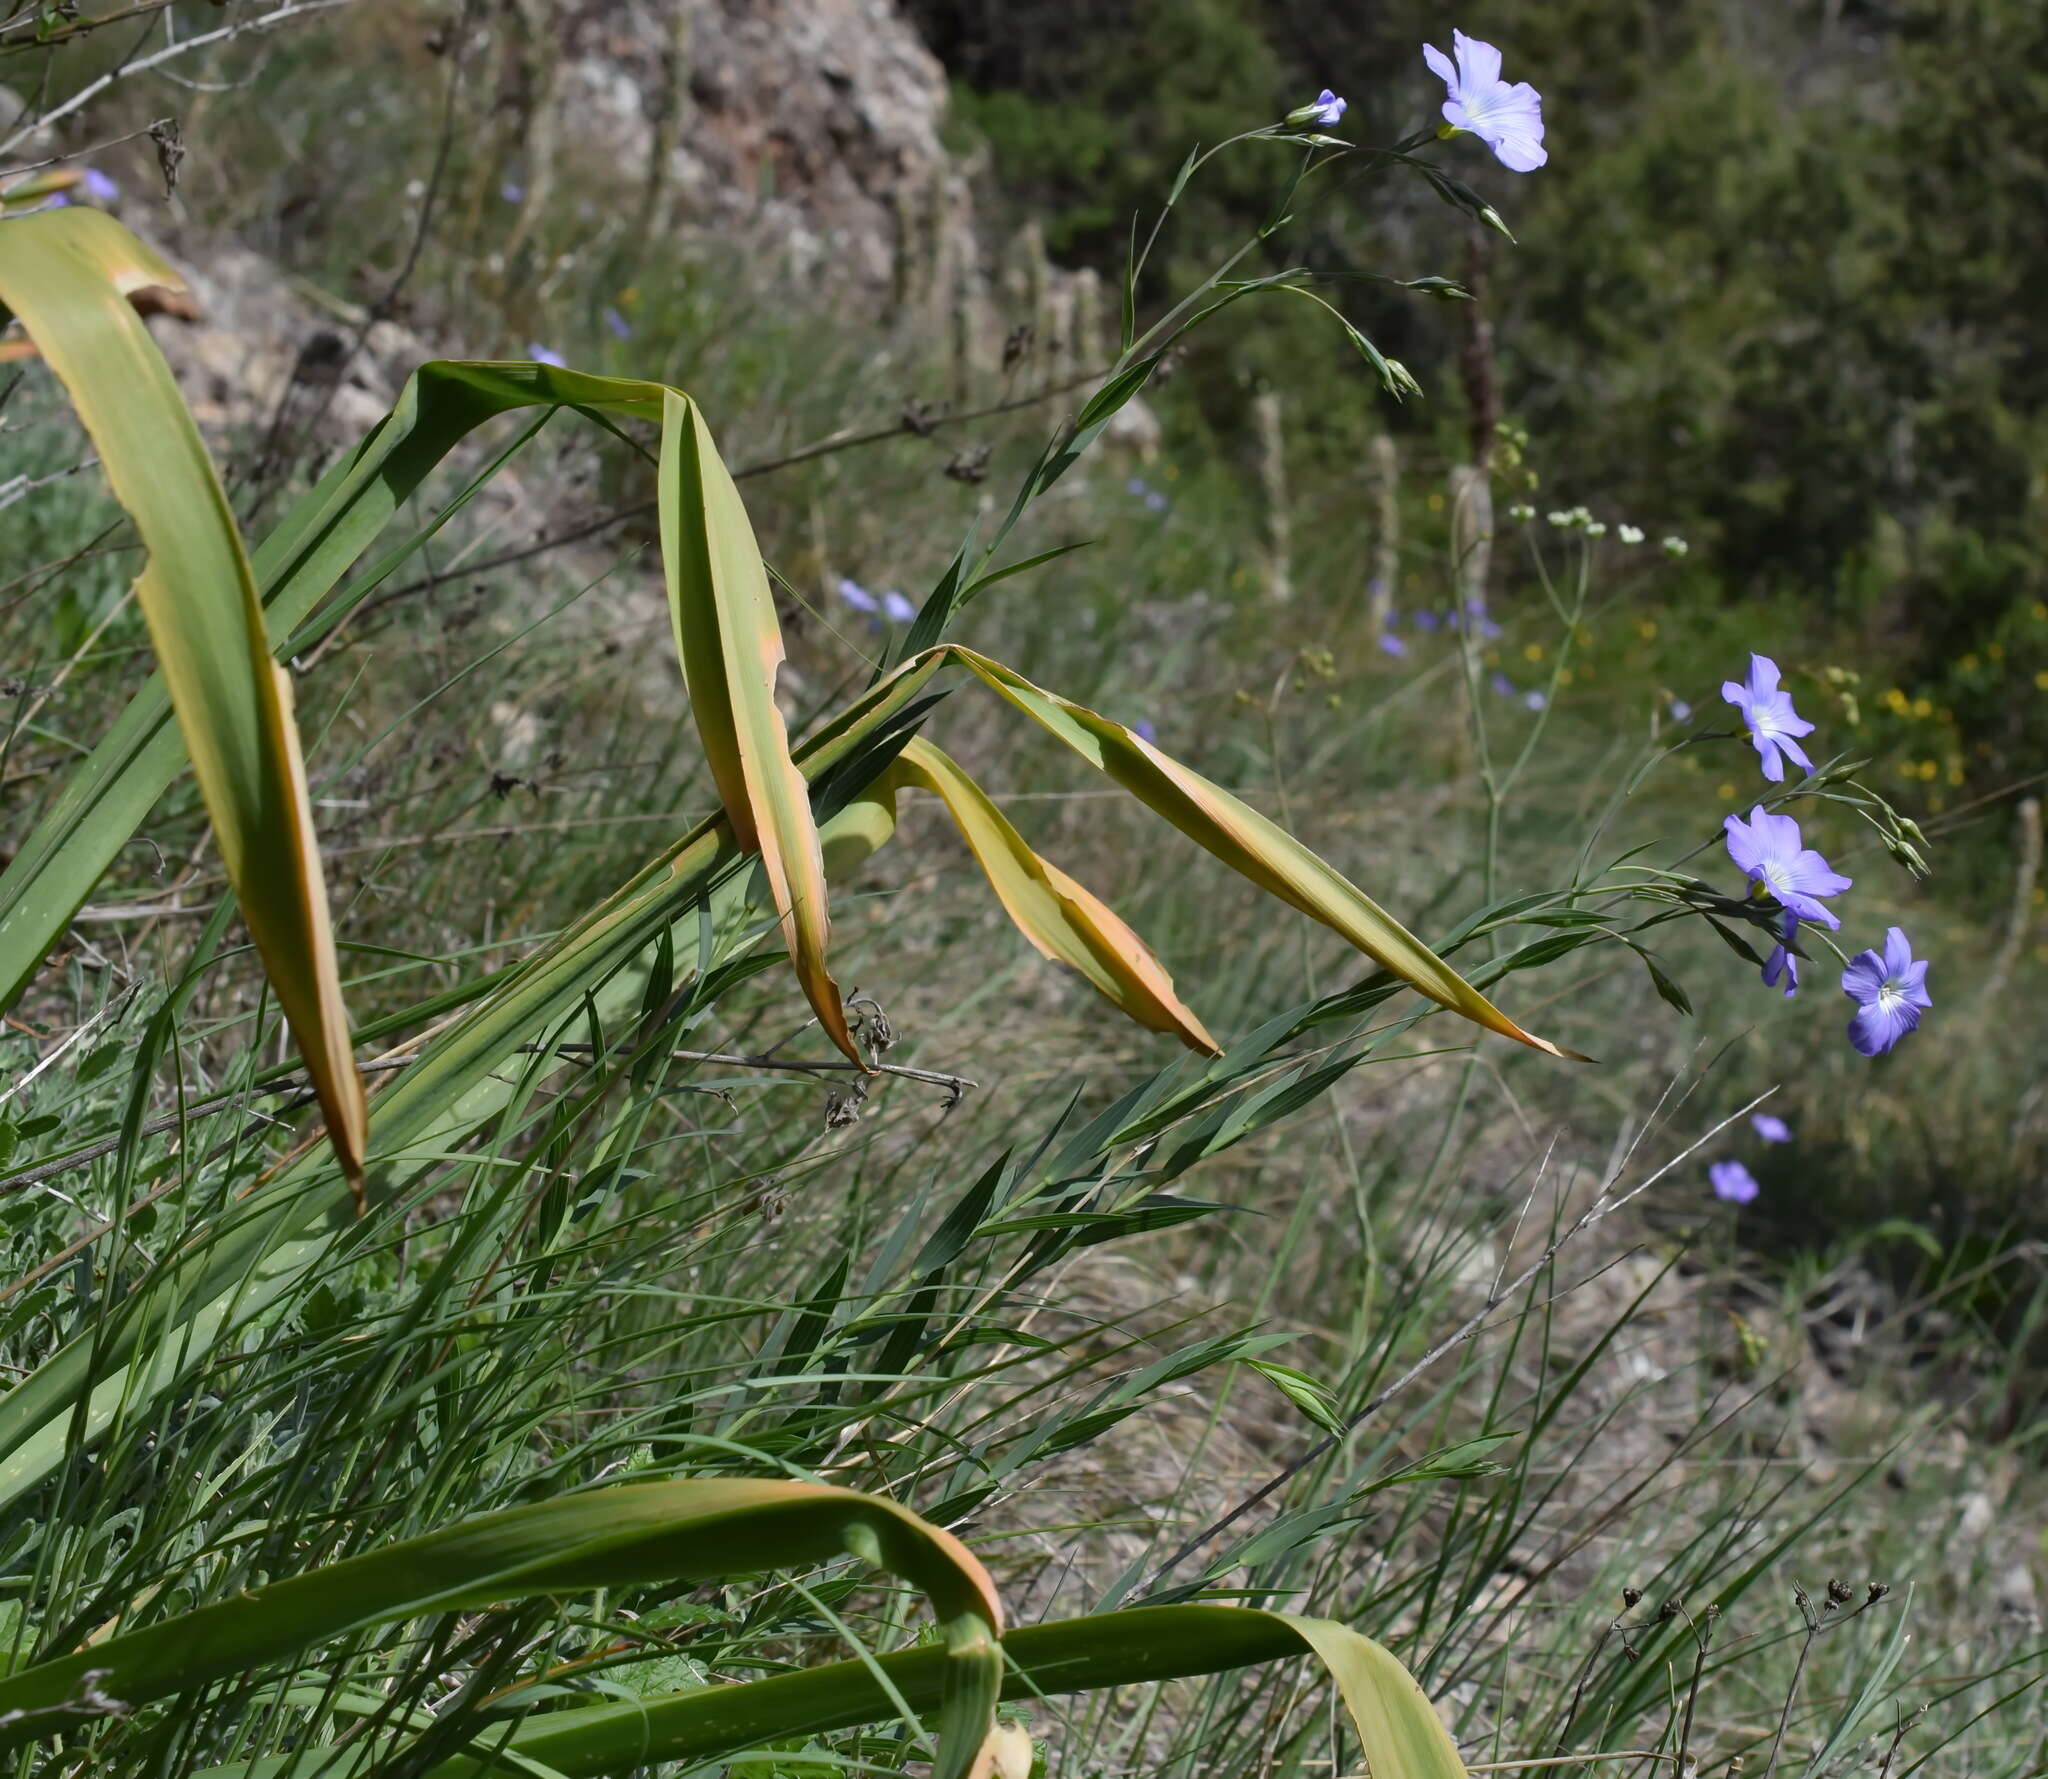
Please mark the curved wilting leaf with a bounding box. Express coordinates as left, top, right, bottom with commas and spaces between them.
0, 208, 368, 1186
0, 355, 857, 1079
943, 650, 1582, 1060
0, 1478, 1003, 1779
661, 392, 860, 1064
890, 738, 1220, 1053
181, 1602, 1467, 1779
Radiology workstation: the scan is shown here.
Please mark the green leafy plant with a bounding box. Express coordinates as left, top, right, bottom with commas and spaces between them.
0, 179, 1529, 1772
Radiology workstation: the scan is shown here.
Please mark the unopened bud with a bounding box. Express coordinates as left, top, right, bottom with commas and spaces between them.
1623, 1587, 1643, 1608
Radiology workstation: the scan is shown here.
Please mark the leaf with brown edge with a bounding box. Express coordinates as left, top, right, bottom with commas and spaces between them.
658, 390, 861, 1067
0, 1478, 1006, 1779
946, 649, 1584, 1060
0, 208, 368, 1188
891, 738, 1220, 1054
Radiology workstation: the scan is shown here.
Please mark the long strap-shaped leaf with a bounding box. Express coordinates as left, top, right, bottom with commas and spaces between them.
184, 1604, 1467, 1779
0, 1479, 1004, 1778
0, 355, 858, 1065
660, 392, 858, 1062
939, 649, 1581, 1059
0, 209, 368, 1184
883, 738, 1219, 1053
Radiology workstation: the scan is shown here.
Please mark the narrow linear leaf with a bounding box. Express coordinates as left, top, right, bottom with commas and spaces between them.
660, 394, 859, 1065
890, 738, 1219, 1054
945, 650, 1582, 1059
0, 209, 366, 1184
187, 1604, 1466, 1779
0, 1479, 1003, 1776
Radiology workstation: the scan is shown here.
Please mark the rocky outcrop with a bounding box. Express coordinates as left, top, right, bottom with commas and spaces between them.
551, 0, 954, 292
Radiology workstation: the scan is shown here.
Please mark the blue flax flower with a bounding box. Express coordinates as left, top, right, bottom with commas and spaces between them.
1523, 689, 1547, 711
1414, 610, 1442, 633
1721, 653, 1814, 783
1378, 632, 1408, 658
1489, 671, 1514, 697
1724, 806, 1851, 930
836, 576, 879, 614
1709, 1160, 1760, 1204
1424, 32, 1547, 172
1133, 718, 1159, 744
1761, 912, 1800, 996
881, 589, 918, 623
1669, 697, 1693, 722
603, 305, 632, 340
527, 343, 566, 368
1290, 89, 1347, 127
81, 167, 118, 203
1750, 1113, 1793, 1144
1841, 927, 1931, 1057
1144, 490, 1169, 513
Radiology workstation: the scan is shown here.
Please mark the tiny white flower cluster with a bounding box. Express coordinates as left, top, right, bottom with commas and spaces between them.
1539, 507, 1690, 558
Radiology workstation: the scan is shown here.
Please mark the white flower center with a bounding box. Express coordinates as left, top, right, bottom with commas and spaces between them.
1876, 978, 1905, 1011
1760, 862, 1792, 898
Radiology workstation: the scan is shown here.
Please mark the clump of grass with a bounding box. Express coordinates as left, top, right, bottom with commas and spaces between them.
0, 11, 2043, 1779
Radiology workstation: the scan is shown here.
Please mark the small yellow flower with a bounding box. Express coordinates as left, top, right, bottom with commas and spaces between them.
1427, 491, 1445, 512
1962, 653, 1981, 671
1883, 687, 1909, 713
1557, 668, 1575, 687
1523, 642, 1546, 663
1947, 763, 1964, 786
1919, 759, 1939, 780
1717, 781, 1736, 800
1990, 642, 2005, 660
2036, 670, 2048, 692
1637, 619, 1658, 640
1911, 697, 1932, 718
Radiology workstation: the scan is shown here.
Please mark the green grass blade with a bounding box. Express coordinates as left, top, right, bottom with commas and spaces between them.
0, 1480, 1002, 1775
183, 1604, 1464, 1779
0, 659, 945, 1510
